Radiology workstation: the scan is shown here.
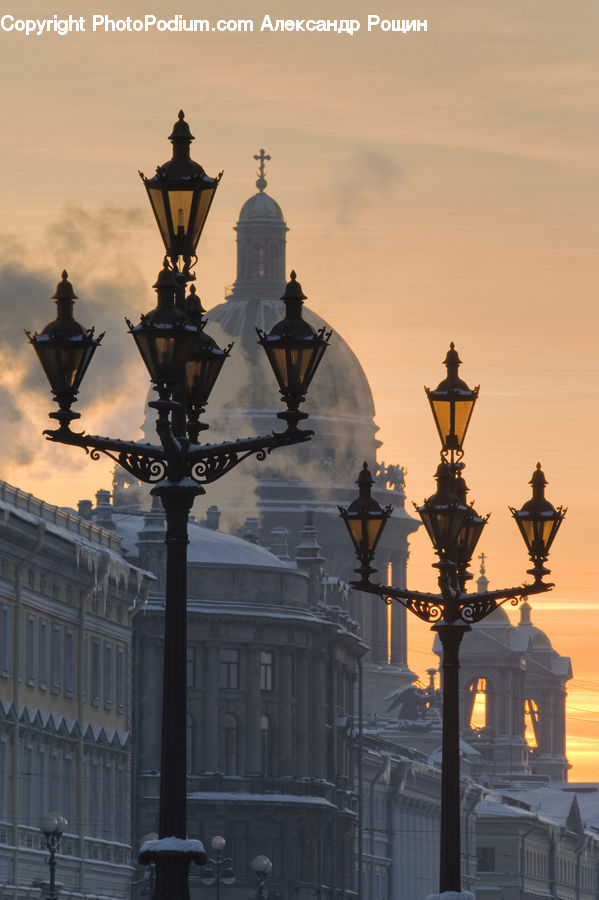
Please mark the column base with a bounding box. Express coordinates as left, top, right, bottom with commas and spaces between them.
139, 838, 207, 900
426, 893, 475, 900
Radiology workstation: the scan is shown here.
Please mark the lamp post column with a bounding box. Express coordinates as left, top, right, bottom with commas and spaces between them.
48, 843, 58, 900
434, 622, 470, 894
154, 483, 202, 840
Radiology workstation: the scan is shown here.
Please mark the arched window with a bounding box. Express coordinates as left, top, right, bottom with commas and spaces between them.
260, 715, 273, 776
467, 677, 487, 730
251, 243, 265, 278
219, 714, 239, 775
240, 242, 250, 278
524, 697, 539, 748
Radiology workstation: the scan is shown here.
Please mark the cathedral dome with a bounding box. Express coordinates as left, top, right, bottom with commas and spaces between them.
238, 191, 285, 223
205, 295, 376, 421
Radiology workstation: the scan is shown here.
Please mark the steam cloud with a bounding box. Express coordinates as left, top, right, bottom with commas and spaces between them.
330, 148, 404, 225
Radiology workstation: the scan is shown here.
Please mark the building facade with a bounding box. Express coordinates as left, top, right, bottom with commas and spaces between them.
0, 481, 151, 900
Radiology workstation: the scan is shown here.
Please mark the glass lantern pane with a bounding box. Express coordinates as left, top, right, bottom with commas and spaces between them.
347, 518, 364, 550
268, 347, 289, 390
454, 399, 475, 445
154, 335, 176, 368
521, 519, 535, 547
367, 518, 385, 551
148, 188, 170, 245
431, 398, 451, 443
191, 186, 217, 247
168, 190, 194, 237
185, 357, 224, 405
60, 345, 86, 389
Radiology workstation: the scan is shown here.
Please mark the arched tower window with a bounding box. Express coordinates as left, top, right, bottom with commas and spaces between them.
260, 714, 273, 776
251, 243, 265, 278
240, 242, 250, 278
467, 677, 487, 730
524, 697, 539, 748
219, 713, 239, 774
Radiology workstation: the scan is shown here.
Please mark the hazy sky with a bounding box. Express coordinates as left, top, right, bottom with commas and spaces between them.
2, 0, 598, 778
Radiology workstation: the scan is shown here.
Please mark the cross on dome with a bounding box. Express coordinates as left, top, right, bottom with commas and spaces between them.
254, 148, 271, 192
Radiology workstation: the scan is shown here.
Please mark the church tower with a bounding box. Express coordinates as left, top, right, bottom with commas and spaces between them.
456, 562, 572, 781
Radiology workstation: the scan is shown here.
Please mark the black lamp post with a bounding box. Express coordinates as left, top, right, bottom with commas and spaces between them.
250, 855, 272, 900
340, 345, 565, 896
39, 813, 67, 900
27, 112, 330, 900
200, 835, 236, 899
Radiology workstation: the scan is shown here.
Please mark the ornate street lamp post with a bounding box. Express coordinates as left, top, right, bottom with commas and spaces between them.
200, 835, 236, 899
27, 112, 330, 900
39, 813, 67, 900
250, 855, 272, 900
340, 344, 565, 897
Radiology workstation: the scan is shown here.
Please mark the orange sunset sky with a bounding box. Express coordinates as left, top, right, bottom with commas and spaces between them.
1, 0, 598, 778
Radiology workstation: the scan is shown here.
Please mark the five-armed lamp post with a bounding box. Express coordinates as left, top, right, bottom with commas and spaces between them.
39, 813, 67, 900
27, 112, 330, 900
339, 343, 565, 897
200, 835, 236, 898
250, 855, 272, 900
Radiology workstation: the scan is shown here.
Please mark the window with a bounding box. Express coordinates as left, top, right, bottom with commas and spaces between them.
83, 635, 89, 699
260, 651, 273, 691
220, 649, 239, 689
260, 715, 273, 776
0, 743, 6, 820
219, 714, 239, 775
186, 646, 196, 688
0, 605, 10, 676
62, 757, 73, 823
49, 754, 59, 811
26, 615, 36, 683
102, 762, 113, 837
91, 638, 100, 703
64, 629, 75, 697
38, 619, 49, 688
478, 847, 495, 872
115, 766, 127, 843
22, 746, 33, 822
51, 624, 62, 693
104, 642, 113, 707
116, 647, 126, 712
38, 750, 46, 819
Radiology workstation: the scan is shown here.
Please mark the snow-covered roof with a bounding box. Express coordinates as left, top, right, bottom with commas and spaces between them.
114, 513, 295, 570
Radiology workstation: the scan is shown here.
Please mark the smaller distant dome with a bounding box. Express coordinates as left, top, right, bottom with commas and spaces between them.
474, 605, 511, 627
530, 628, 552, 650
238, 192, 285, 223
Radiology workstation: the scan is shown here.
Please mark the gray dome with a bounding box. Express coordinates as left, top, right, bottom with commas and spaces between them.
238, 192, 285, 224
205, 296, 376, 421
113, 513, 292, 569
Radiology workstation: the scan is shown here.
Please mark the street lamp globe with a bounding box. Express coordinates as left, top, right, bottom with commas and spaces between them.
210, 836, 226, 852
251, 855, 272, 876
